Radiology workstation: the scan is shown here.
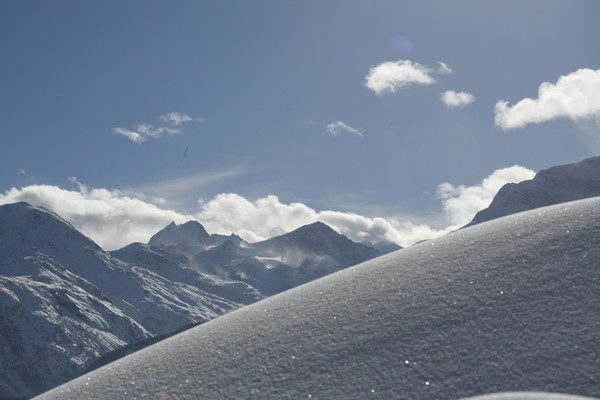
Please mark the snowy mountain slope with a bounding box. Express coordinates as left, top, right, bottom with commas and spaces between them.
250, 221, 383, 276
34, 197, 600, 399
1, 203, 389, 398
0, 251, 149, 399
111, 242, 263, 306
466, 156, 600, 227
0, 203, 261, 398
252, 221, 382, 266
460, 394, 600, 400
146, 219, 390, 296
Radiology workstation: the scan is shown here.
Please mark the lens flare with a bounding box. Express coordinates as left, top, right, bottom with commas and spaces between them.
389, 35, 413, 56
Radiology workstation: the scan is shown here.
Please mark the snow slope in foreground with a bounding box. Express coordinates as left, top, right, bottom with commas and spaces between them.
35, 197, 600, 400
462, 394, 600, 400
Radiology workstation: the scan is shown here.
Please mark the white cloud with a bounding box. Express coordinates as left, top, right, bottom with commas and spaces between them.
436, 62, 453, 75
364, 60, 452, 96
494, 68, 600, 130
113, 127, 147, 143
436, 165, 535, 227
324, 121, 363, 137
194, 165, 532, 247
0, 183, 192, 250
114, 112, 203, 143
113, 124, 181, 143
0, 165, 536, 251
159, 112, 204, 125
195, 193, 442, 246
440, 90, 475, 108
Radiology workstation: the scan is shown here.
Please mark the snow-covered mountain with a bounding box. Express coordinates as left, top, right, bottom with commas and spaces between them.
0, 202, 391, 399
466, 156, 600, 227
148, 220, 244, 256
0, 203, 261, 398
34, 196, 600, 400
147, 220, 392, 296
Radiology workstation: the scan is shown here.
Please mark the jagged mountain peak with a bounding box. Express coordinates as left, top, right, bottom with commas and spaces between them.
148, 220, 212, 254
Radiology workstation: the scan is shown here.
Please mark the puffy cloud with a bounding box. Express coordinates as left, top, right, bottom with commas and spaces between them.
324, 121, 364, 137
436, 165, 535, 227
365, 60, 452, 96
0, 183, 192, 250
440, 90, 475, 108
195, 193, 443, 247
494, 68, 600, 130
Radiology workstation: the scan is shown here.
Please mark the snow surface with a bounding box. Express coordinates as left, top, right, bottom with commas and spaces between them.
34, 196, 600, 399
462, 394, 599, 400
467, 156, 600, 226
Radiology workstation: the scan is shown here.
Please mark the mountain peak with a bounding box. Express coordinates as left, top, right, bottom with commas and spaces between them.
0, 202, 100, 262
292, 221, 337, 235
148, 220, 212, 254
466, 156, 600, 227
253, 221, 380, 268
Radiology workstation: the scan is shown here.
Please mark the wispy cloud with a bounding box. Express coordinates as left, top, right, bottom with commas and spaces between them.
159, 112, 204, 125
365, 60, 452, 96
324, 121, 364, 137
114, 112, 203, 143
138, 166, 251, 196
494, 68, 600, 130
440, 90, 475, 108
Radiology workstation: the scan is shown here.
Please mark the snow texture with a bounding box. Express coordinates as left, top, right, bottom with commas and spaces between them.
461, 394, 599, 400
34, 196, 600, 400
467, 156, 600, 227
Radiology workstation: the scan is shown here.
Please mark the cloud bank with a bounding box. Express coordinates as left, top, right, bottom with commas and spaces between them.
440, 90, 475, 108
114, 112, 203, 143
0, 166, 535, 250
365, 60, 452, 96
324, 121, 363, 137
494, 68, 600, 130
0, 183, 192, 250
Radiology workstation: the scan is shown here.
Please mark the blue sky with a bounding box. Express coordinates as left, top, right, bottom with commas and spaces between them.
1, 1, 599, 249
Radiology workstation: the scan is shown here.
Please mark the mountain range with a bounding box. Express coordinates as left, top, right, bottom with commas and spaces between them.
33, 181, 600, 400
0, 203, 396, 399
3, 156, 600, 399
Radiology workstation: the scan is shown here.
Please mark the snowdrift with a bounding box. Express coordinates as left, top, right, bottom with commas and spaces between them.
462, 394, 600, 400
34, 197, 600, 399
